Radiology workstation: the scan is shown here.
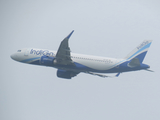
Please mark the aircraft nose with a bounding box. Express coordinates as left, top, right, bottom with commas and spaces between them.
10, 53, 17, 61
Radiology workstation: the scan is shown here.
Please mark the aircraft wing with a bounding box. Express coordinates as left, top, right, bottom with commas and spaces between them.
55, 30, 74, 65
85, 72, 120, 78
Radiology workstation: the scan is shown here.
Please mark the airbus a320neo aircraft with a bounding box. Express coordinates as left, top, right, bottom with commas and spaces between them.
11, 30, 153, 79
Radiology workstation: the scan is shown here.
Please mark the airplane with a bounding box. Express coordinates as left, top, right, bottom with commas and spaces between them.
10, 30, 153, 79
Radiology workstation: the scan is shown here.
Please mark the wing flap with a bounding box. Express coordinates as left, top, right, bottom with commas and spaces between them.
86, 72, 120, 78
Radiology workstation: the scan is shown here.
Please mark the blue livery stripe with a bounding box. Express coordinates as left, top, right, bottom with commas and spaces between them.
127, 43, 151, 60
21, 57, 40, 63
66, 30, 74, 39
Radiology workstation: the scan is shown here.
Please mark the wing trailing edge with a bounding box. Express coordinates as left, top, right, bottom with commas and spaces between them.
86, 72, 120, 78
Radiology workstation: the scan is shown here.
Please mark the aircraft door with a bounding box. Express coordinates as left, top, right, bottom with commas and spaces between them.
24, 49, 30, 56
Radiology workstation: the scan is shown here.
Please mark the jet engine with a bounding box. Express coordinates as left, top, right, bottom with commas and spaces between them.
57, 69, 79, 79
40, 55, 55, 66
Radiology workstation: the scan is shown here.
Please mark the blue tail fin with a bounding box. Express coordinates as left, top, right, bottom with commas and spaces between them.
125, 40, 152, 63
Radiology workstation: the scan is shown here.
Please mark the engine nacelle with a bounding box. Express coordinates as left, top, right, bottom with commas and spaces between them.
57, 69, 78, 79
57, 69, 72, 79
40, 56, 55, 66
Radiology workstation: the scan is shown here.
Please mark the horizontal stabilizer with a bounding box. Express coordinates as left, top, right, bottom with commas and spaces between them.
128, 58, 140, 68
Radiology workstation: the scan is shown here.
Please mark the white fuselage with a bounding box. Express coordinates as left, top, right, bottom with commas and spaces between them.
11, 48, 124, 73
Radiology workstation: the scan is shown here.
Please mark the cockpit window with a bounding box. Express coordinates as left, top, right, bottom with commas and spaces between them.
17, 50, 21, 52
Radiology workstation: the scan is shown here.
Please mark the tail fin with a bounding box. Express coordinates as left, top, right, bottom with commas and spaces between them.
125, 40, 152, 63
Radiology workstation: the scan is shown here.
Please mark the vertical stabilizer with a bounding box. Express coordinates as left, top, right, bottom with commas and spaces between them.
125, 40, 152, 63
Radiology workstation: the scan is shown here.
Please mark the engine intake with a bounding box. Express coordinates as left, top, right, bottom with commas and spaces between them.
40, 56, 54, 66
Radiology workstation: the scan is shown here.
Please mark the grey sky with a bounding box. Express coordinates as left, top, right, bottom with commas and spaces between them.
1, 0, 160, 120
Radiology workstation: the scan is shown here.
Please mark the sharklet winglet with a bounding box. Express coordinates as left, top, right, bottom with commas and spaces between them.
66, 30, 74, 39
